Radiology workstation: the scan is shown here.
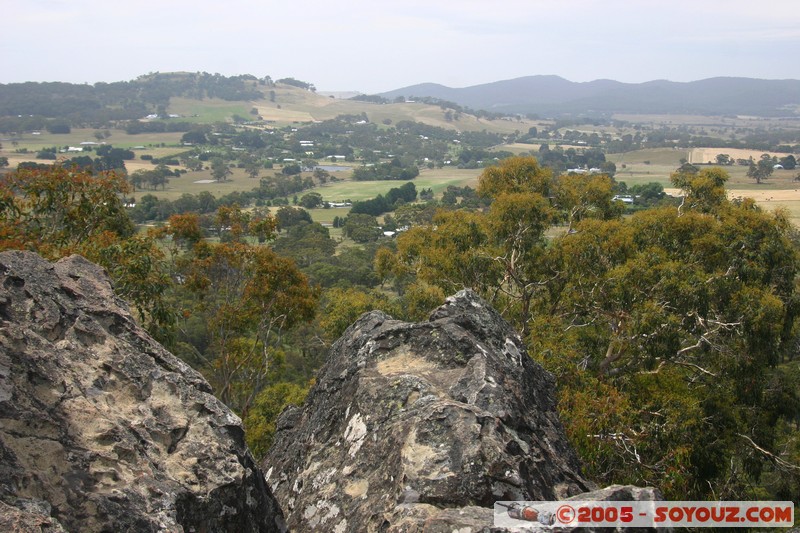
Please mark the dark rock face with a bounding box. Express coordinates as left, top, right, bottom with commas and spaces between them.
0, 251, 286, 532
265, 290, 596, 532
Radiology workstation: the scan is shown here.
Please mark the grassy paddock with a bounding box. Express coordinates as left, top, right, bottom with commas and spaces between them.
306, 207, 350, 224
132, 168, 263, 201
168, 97, 252, 123
2, 128, 184, 152
313, 168, 481, 202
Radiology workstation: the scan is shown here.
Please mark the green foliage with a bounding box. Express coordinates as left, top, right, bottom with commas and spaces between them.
349, 182, 418, 217
276, 78, 316, 91
352, 160, 419, 181
397, 209, 501, 295
275, 206, 312, 230
298, 192, 323, 209
394, 156, 800, 500
0, 164, 174, 336
45, 121, 71, 134
343, 213, 382, 243
399, 281, 445, 321
319, 287, 398, 340
210, 157, 232, 182
304, 246, 380, 288
272, 222, 336, 267
747, 153, 777, 184
175, 238, 318, 413
181, 129, 209, 145
244, 381, 310, 460
476, 156, 552, 198
0, 164, 135, 253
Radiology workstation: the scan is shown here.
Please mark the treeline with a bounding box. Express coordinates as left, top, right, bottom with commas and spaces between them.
124, 120, 194, 135
349, 182, 417, 216
18, 145, 136, 174
352, 159, 419, 181
349, 93, 505, 120
128, 173, 314, 223
276, 78, 316, 91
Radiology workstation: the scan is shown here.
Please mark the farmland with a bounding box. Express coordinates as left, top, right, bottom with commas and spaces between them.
1, 80, 798, 225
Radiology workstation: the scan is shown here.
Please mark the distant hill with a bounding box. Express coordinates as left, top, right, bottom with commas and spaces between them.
0, 72, 269, 122
379, 76, 800, 117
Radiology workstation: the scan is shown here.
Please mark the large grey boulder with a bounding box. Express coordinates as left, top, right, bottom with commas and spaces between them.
0, 251, 286, 532
265, 290, 599, 532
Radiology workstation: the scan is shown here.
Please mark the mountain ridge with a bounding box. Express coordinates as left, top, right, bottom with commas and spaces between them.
378, 75, 800, 117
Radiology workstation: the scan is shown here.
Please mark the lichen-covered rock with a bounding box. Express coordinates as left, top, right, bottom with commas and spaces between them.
265, 290, 594, 532
564, 484, 662, 504
0, 500, 67, 533
0, 251, 286, 532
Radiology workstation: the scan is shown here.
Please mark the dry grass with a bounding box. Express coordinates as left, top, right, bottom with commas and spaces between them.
688, 148, 789, 165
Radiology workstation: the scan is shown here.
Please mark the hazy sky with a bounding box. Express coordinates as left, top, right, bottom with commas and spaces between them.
3, 0, 798, 93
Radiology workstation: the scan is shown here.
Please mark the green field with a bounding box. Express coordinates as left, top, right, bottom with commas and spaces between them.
123, 166, 481, 206
314, 168, 481, 203
168, 97, 252, 123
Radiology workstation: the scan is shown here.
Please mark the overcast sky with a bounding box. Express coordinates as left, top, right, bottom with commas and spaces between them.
2, 0, 798, 93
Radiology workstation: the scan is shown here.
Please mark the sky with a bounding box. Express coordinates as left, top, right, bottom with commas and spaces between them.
2, 0, 798, 93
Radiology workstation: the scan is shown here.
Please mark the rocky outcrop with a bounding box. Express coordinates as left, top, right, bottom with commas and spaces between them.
265, 290, 609, 532
0, 251, 286, 532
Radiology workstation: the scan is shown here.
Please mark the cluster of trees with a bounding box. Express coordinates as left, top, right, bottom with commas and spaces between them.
616, 182, 672, 211
349, 182, 417, 216
26, 144, 137, 174
129, 164, 182, 191
537, 144, 617, 175
438, 185, 487, 209
378, 157, 800, 501
276, 78, 316, 91
124, 120, 194, 135
352, 159, 420, 181
127, 172, 317, 223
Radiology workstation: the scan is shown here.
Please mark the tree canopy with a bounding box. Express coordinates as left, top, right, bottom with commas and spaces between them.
389, 156, 800, 500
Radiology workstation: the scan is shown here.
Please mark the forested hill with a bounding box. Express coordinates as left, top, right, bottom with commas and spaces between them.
0, 72, 271, 121
379, 76, 800, 117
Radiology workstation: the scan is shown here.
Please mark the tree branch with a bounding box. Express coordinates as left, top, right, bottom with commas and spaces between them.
737, 433, 800, 472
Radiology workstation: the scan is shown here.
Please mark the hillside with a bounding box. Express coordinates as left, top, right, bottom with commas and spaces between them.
380, 76, 800, 117
0, 72, 533, 136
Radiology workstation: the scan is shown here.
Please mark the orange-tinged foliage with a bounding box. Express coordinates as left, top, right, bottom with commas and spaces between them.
0, 164, 172, 335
